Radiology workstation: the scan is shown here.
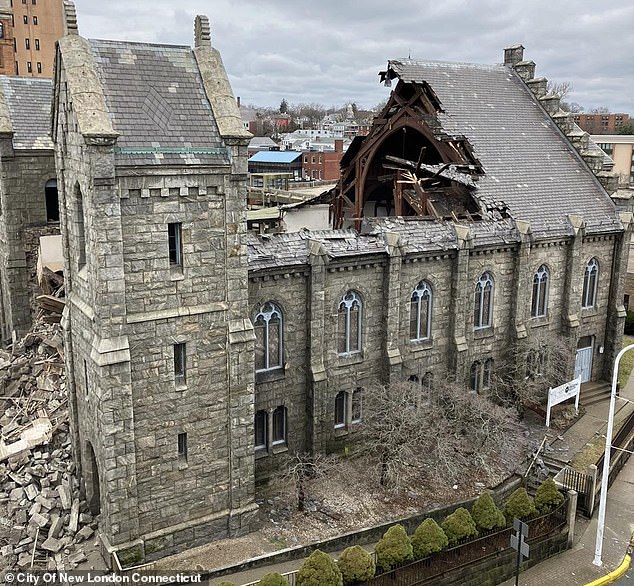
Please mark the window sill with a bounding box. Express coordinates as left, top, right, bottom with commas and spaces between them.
529, 315, 550, 328
255, 448, 268, 460
336, 352, 364, 366
271, 443, 288, 455
334, 426, 349, 437
473, 327, 494, 339
256, 368, 285, 384
581, 306, 598, 318
175, 382, 187, 391
177, 460, 188, 471
409, 338, 433, 352
170, 267, 184, 281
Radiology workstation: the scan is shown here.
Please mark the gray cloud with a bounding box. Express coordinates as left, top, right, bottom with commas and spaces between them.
74, 0, 634, 113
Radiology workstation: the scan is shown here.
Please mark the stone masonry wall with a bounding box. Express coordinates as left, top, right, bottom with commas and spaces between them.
0, 148, 57, 339
249, 226, 623, 481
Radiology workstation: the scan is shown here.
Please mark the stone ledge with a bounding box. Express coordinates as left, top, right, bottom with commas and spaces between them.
126, 302, 228, 324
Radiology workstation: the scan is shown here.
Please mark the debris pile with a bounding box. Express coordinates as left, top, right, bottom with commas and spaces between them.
0, 322, 99, 571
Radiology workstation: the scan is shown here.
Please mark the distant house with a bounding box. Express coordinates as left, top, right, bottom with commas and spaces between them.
248, 136, 279, 157
248, 150, 303, 179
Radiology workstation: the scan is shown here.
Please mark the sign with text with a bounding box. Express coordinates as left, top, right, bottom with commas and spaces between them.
545, 376, 581, 427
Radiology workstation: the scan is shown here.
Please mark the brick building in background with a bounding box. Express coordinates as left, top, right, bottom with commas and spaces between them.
302, 138, 344, 181
574, 112, 631, 135
0, 0, 64, 77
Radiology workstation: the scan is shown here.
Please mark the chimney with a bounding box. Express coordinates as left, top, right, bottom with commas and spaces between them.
335, 139, 343, 153
503, 44, 524, 66
194, 15, 211, 48
237, 96, 241, 108
63, 0, 78, 35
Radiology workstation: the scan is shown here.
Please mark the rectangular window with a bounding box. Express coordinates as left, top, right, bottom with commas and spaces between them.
187, 186, 199, 197
36, 62, 41, 74
25, 38, 29, 50
168, 223, 182, 267
334, 392, 347, 428
174, 343, 186, 386
27, 61, 32, 73
35, 38, 40, 50
33, 16, 37, 25
272, 406, 286, 445
177, 432, 187, 461
83, 359, 89, 397
255, 411, 267, 450
23, 15, 28, 24
352, 389, 363, 423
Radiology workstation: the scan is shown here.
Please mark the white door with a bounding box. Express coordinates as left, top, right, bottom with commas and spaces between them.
575, 345, 593, 382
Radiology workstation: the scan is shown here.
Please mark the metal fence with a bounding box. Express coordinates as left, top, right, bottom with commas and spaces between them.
364, 500, 567, 586
239, 501, 567, 586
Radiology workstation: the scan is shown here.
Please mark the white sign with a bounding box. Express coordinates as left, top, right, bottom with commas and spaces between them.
545, 376, 581, 427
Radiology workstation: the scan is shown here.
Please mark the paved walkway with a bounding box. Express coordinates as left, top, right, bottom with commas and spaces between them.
209, 375, 634, 586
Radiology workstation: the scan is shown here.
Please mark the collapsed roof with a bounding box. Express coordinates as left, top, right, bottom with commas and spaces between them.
333, 57, 620, 239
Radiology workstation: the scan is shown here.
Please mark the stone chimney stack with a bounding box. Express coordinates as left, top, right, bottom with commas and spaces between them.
503, 45, 524, 66
194, 15, 211, 48
63, 0, 78, 35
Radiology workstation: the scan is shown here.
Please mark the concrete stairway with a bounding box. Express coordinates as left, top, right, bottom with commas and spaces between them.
579, 381, 611, 406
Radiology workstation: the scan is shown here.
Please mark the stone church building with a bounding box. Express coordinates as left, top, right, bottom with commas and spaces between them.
14, 1, 627, 566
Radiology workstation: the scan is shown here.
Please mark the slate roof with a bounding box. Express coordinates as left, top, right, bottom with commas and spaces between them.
0, 77, 52, 150
384, 59, 621, 238
248, 151, 302, 164
247, 229, 387, 272
89, 39, 229, 167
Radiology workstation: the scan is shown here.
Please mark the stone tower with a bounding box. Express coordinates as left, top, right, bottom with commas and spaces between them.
52, 4, 256, 565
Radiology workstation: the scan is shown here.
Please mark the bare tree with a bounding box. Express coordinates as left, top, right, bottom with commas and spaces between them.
547, 80, 573, 100
358, 379, 520, 489
491, 331, 575, 412
283, 452, 338, 511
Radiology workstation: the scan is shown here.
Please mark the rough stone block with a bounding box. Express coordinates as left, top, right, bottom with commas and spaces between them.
41, 536, 63, 553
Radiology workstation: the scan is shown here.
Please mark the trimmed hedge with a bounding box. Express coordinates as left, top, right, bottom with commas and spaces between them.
258, 573, 288, 586
534, 478, 565, 514
471, 491, 506, 531
411, 518, 448, 559
337, 545, 375, 585
375, 524, 414, 572
297, 549, 343, 586
503, 487, 536, 523
441, 507, 478, 546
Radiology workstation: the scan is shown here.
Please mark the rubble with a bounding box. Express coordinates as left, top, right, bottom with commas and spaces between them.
0, 321, 100, 572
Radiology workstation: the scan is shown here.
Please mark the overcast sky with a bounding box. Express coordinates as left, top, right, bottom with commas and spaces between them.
73, 0, 633, 114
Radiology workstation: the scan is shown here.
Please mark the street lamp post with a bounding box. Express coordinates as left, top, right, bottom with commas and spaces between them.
592, 342, 634, 566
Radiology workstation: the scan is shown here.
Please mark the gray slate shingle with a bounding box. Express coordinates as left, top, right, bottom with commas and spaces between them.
386, 59, 621, 238
0, 77, 52, 150
89, 39, 229, 167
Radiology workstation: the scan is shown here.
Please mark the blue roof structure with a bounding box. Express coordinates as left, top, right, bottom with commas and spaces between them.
248, 151, 302, 164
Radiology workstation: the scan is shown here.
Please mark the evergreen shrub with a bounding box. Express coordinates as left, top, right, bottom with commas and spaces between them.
534, 478, 565, 513
374, 524, 413, 572
296, 549, 343, 586
336, 545, 375, 584
471, 491, 506, 531
411, 518, 448, 559
503, 487, 536, 523
441, 507, 478, 546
